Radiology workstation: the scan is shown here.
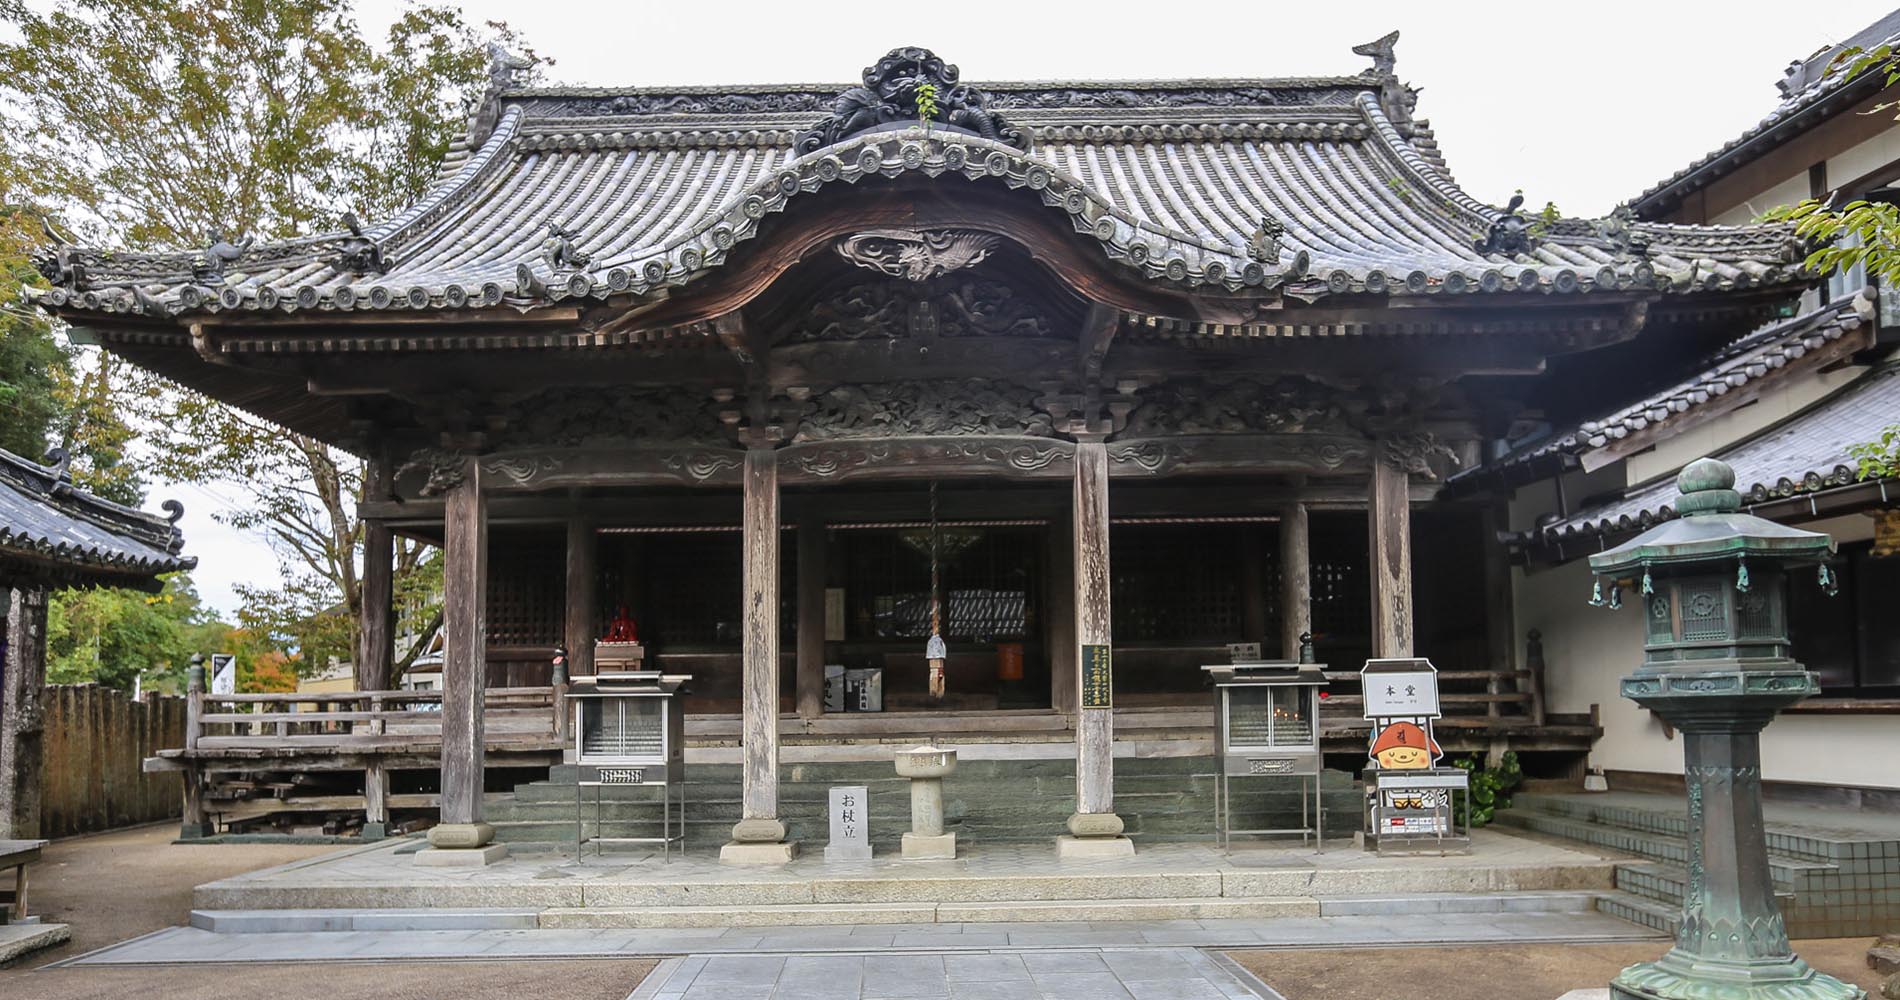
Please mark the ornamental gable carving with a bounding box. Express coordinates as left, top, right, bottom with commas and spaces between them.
784, 279, 1054, 343
493, 387, 728, 449
1119, 377, 1353, 438
793, 379, 1054, 441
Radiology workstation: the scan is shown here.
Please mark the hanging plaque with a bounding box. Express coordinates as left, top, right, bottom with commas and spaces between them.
1081, 644, 1113, 709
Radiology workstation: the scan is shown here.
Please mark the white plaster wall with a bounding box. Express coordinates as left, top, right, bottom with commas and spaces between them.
1827, 129, 1900, 192
1711, 173, 1810, 226
1513, 521, 1898, 790
1624, 365, 1870, 487
1514, 558, 1681, 775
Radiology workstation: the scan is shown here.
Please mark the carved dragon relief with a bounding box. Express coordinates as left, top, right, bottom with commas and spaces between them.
783, 437, 1069, 481
1118, 377, 1355, 438
489, 386, 730, 450
794, 47, 1027, 154
790, 379, 1056, 442
783, 279, 1054, 343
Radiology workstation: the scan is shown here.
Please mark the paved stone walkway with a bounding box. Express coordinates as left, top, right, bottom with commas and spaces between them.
628, 948, 1274, 1000
56, 911, 1655, 966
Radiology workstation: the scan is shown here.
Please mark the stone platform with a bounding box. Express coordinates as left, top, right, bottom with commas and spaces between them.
190, 828, 1625, 928
1497, 791, 1900, 938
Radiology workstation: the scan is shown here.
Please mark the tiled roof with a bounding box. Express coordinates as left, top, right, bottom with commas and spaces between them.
31, 45, 1808, 321
1463, 289, 1878, 482
1525, 359, 1900, 545
1633, 10, 1900, 218
0, 447, 195, 591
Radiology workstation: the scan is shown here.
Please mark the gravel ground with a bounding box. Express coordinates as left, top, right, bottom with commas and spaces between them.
0, 824, 653, 1000
1229, 938, 1889, 1000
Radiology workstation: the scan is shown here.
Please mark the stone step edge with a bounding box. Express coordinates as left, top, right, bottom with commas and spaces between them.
1613, 862, 1798, 908
1508, 797, 1883, 862
1594, 890, 1682, 935
1493, 813, 1834, 880
192, 862, 1617, 912
188, 891, 1604, 933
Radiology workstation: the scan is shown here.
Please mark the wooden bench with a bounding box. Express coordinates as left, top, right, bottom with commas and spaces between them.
0, 840, 46, 923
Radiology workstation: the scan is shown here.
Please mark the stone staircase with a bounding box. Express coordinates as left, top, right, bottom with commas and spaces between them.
1495, 791, 1900, 938
484, 757, 1364, 851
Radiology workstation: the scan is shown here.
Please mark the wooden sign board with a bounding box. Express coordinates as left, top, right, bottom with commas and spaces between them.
1081, 644, 1113, 709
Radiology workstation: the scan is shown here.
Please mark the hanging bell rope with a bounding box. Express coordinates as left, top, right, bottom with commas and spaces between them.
926, 479, 947, 702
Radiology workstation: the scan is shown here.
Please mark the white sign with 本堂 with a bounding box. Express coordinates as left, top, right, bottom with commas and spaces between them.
1360, 659, 1440, 718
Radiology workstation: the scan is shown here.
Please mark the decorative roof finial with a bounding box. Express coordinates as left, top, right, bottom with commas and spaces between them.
1353, 31, 1400, 76
1246, 216, 1285, 265
194, 232, 252, 283
468, 44, 535, 146
1674, 457, 1741, 516
795, 47, 1027, 155
542, 221, 592, 274
43, 446, 72, 481
1474, 192, 1537, 257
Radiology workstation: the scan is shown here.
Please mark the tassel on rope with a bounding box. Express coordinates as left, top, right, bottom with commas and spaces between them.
1589, 575, 1605, 607
1736, 557, 1751, 593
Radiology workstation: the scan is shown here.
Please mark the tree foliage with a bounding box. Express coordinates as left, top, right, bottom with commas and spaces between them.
0, 0, 537, 676
46, 573, 226, 691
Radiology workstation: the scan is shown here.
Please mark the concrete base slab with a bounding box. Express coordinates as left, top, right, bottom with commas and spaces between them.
901, 832, 957, 860
1055, 835, 1135, 860
413, 843, 510, 867
0, 922, 70, 965
719, 840, 798, 864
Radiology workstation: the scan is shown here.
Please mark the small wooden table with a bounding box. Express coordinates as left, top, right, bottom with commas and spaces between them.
0, 840, 47, 923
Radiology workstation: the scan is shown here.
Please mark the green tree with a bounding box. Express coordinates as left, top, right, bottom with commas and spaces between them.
46, 572, 225, 691
0, 0, 538, 676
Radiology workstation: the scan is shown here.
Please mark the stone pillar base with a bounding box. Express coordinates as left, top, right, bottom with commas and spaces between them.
1055, 835, 1135, 859
823, 843, 873, 862
901, 832, 957, 860
720, 840, 798, 864
414, 843, 510, 867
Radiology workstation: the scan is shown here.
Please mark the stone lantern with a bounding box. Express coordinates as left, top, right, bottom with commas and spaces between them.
1589, 458, 1861, 1000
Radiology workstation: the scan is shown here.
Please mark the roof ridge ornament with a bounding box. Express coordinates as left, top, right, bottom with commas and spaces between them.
1352, 31, 1400, 76
794, 47, 1027, 156
333, 212, 387, 274
469, 43, 535, 146
1246, 216, 1285, 265
1474, 193, 1538, 258
836, 228, 1000, 281
193, 232, 252, 283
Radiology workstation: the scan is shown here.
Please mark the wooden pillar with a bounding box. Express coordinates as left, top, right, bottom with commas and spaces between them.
1368, 455, 1414, 659
723, 447, 793, 860
357, 453, 395, 693
363, 760, 389, 838
1279, 502, 1313, 659
1060, 438, 1132, 856
1482, 504, 1515, 766
421, 456, 503, 863
564, 517, 596, 677
796, 509, 827, 720
0, 587, 48, 840
1046, 508, 1077, 714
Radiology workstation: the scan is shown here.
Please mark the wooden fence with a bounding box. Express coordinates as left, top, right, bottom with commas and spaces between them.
39, 684, 184, 837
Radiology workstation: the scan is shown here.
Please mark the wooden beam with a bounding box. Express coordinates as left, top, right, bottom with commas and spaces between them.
1368, 453, 1413, 658
1072, 438, 1115, 817
1279, 502, 1312, 659
739, 447, 782, 824
564, 517, 597, 677
796, 510, 827, 720
439, 457, 488, 828
0, 587, 48, 839
357, 451, 395, 692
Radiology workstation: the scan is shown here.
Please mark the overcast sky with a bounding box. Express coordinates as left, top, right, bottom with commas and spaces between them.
166, 0, 1900, 617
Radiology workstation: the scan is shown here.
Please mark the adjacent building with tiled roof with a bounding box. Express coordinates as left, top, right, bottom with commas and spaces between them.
0, 447, 194, 593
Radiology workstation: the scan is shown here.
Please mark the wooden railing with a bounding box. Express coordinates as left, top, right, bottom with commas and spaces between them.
185, 685, 561, 751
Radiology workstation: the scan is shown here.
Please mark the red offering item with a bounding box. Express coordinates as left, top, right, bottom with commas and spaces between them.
602, 606, 639, 643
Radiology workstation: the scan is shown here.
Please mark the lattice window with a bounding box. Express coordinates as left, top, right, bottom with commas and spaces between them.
1679, 581, 1730, 642
1309, 511, 1370, 643
633, 532, 744, 648
486, 527, 564, 646
1109, 524, 1268, 643
840, 526, 1039, 641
